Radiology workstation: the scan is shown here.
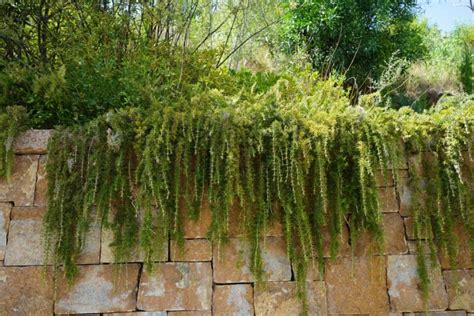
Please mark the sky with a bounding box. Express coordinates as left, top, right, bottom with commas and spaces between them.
417, 0, 473, 32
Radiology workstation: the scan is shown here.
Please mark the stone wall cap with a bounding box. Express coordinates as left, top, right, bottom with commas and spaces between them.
14, 129, 52, 154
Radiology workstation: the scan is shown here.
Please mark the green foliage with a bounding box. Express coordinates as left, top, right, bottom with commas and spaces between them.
40, 71, 474, 311
460, 44, 473, 94
0, 0, 284, 128
374, 24, 474, 111
0, 106, 27, 180
281, 0, 426, 90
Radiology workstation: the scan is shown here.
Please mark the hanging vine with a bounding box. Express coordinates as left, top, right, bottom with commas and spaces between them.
0, 106, 28, 180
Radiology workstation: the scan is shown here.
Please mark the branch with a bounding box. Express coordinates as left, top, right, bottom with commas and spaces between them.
192, 11, 233, 53
216, 16, 283, 68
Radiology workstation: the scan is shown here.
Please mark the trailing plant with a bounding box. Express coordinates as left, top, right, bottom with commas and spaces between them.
39, 73, 473, 314
0, 105, 27, 180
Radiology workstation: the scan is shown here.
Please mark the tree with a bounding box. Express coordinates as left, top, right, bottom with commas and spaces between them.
282, 0, 427, 92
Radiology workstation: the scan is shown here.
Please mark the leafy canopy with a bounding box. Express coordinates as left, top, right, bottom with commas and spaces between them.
281, 0, 426, 90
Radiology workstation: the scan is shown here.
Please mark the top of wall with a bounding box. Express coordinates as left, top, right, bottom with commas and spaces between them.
14, 130, 52, 155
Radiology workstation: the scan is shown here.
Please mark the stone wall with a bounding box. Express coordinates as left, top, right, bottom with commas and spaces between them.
0, 130, 472, 316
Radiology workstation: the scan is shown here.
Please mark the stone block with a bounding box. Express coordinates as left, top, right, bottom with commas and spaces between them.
182, 196, 212, 239
444, 269, 474, 311
0, 155, 38, 206
55, 264, 140, 314
355, 213, 408, 256
0, 203, 11, 260
171, 239, 212, 261
399, 176, 429, 217
74, 222, 101, 264
4, 207, 100, 266
254, 281, 327, 316
404, 312, 467, 316
378, 186, 399, 213
292, 262, 322, 281
213, 284, 254, 315
404, 217, 432, 240
109, 313, 166, 316
321, 223, 351, 258
227, 203, 283, 237
325, 256, 389, 314
398, 177, 415, 216
0, 266, 53, 315
375, 169, 409, 187
439, 224, 472, 269
213, 237, 291, 283
168, 312, 212, 316
387, 255, 448, 312
34, 155, 48, 206
375, 169, 393, 187
100, 225, 168, 263
383, 213, 408, 254
137, 262, 212, 311
404, 217, 416, 240
4, 207, 47, 266
407, 240, 432, 255
14, 129, 51, 154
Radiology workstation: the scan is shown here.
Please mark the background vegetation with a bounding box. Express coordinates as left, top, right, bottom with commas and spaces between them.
0, 0, 472, 127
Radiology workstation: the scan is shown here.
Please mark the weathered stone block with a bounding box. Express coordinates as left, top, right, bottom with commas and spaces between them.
168, 312, 212, 316
137, 262, 212, 311
213, 237, 291, 283
100, 225, 168, 263
398, 177, 416, 217
228, 203, 283, 237
292, 262, 322, 281
14, 129, 51, 154
404, 216, 416, 240
375, 169, 409, 187
110, 313, 166, 316
444, 269, 474, 311
325, 256, 388, 314
439, 224, 472, 269
0, 155, 38, 206
404, 216, 432, 240
171, 239, 212, 261
321, 223, 351, 258
378, 186, 399, 213
75, 222, 101, 264
384, 212, 408, 254
0, 266, 53, 315
213, 284, 254, 315
387, 255, 448, 312
55, 264, 140, 314
0, 203, 11, 261
399, 176, 429, 217
404, 312, 467, 316
34, 155, 48, 206
407, 240, 431, 255
4, 207, 100, 266
182, 197, 212, 239
354, 213, 407, 256
355, 212, 408, 256
254, 281, 327, 316
4, 207, 47, 266
375, 170, 393, 187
